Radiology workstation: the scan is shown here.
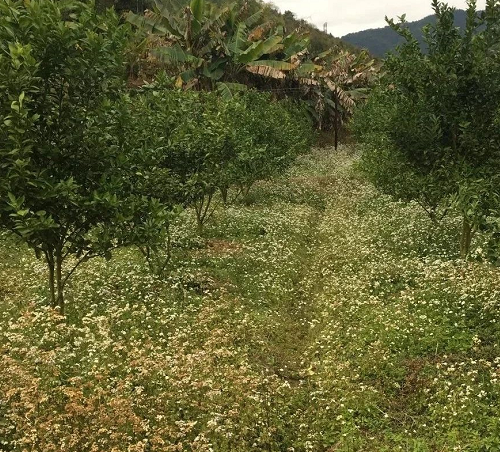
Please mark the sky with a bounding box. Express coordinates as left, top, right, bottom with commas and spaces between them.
270, 0, 487, 37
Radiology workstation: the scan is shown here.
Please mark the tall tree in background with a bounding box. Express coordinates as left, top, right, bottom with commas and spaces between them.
126, 0, 310, 96
297, 49, 375, 149
126, 0, 375, 137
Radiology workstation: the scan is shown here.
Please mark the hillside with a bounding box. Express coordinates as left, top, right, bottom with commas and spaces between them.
342, 9, 468, 57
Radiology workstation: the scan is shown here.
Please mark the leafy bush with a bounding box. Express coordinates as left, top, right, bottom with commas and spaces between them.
125, 87, 313, 230
221, 92, 313, 201
353, 0, 500, 259
0, 0, 164, 311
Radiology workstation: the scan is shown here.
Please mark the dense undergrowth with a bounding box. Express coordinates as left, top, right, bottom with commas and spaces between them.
1, 147, 500, 451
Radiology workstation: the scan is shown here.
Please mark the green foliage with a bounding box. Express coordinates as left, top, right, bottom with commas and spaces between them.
0, 0, 314, 309
298, 49, 375, 148
127, 0, 310, 91
123, 86, 313, 231
352, 89, 448, 220
127, 0, 358, 55
125, 0, 376, 142
221, 91, 313, 197
354, 0, 500, 258
0, 0, 165, 310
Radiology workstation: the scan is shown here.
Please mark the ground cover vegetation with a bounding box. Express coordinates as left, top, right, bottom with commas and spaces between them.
2, 148, 500, 450
1, 0, 500, 450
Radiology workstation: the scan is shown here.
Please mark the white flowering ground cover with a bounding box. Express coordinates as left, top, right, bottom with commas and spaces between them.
1, 147, 500, 451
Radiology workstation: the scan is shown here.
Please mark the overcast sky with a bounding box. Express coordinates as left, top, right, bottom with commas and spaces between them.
270, 0, 487, 37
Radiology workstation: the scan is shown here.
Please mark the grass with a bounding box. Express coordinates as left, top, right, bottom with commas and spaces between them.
1, 147, 500, 451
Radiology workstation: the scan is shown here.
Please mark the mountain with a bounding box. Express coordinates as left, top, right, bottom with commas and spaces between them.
341, 10, 468, 57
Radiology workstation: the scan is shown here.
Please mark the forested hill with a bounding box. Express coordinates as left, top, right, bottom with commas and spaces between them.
342, 9, 468, 57
100, 0, 359, 54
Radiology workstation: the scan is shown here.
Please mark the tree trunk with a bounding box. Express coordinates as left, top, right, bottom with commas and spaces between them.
46, 253, 56, 308
194, 192, 214, 235
55, 250, 65, 314
243, 183, 252, 199
195, 204, 204, 235
220, 185, 228, 205
460, 217, 473, 259
334, 96, 339, 151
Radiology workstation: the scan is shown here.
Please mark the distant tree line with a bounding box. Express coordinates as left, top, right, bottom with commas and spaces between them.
343, 9, 471, 57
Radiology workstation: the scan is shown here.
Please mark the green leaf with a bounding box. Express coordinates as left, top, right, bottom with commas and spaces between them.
228, 22, 247, 54
126, 12, 170, 36
7, 192, 18, 207
216, 82, 247, 100
296, 62, 322, 76
152, 45, 204, 67
316, 49, 333, 60
244, 9, 264, 28
203, 65, 224, 80
190, 0, 205, 22
246, 60, 295, 71
180, 69, 198, 83
238, 35, 284, 64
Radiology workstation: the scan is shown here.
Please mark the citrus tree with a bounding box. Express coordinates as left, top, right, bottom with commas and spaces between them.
125, 85, 312, 232
354, 0, 500, 258
0, 0, 164, 312
220, 92, 313, 200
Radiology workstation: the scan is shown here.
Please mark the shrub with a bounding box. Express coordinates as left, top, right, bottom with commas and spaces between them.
353, 0, 500, 258
0, 0, 163, 311
125, 87, 313, 231
222, 92, 313, 201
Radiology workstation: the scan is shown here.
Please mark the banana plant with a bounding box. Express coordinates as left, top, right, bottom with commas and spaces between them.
127, 0, 310, 97
296, 49, 376, 149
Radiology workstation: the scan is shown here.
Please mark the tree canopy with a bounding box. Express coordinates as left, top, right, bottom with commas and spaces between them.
354, 0, 500, 259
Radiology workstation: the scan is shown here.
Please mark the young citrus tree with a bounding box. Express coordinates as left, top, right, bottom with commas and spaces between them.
124, 85, 312, 234
221, 92, 313, 201
354, 0, 500, 258
0, 0, 163, 312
